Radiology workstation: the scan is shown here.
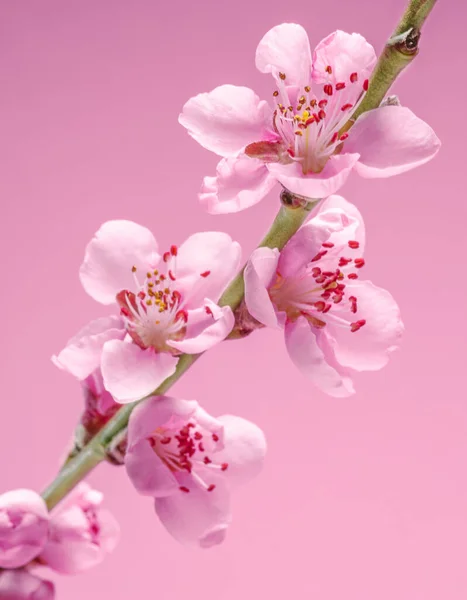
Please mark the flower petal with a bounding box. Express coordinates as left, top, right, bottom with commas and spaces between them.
174, 232, 241, 306
346, 106, 441, 177
312, 30, 376, 90
179, 85, 273, 157
168, 300, 234, 354
327, 280, 404, 370
154, 474, 231, 548
101, 340, 178, 403
244, 247, 280, 328
214, 415, 267, 486
267, 153, 360, 199
52, 316, 126, 380
0, 570, 55, 600
125, 439, 179, 498
284, 317, 354, 397
200, 154, 277, 214
279, 195, 365, 278
80, 220, 160, 305
256, 23, 312, 87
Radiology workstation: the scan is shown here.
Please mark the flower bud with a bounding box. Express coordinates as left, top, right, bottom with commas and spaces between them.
0, 570, 55, 600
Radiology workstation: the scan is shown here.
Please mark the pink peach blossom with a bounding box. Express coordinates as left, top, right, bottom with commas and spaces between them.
40, 483, 119, 575
180, 24, 440, 213
0, 490, 49, 569
125, 396, 266, 547
54, 221, 241, 403
244, 195, 403, 397
0, 570, 54, 600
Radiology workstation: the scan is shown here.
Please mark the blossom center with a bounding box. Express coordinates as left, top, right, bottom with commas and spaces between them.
246, 66, 368, 174
269, 239, 366, 333
117, 245, 211, 353
148, 422, 228, 494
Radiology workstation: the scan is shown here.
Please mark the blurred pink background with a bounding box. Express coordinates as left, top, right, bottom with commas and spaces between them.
0, 0, 465, 598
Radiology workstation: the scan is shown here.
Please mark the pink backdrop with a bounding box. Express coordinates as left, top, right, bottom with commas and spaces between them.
0, 1, 465, 598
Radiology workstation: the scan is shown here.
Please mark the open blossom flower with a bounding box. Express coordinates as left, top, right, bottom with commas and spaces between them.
0, 570, 54, 600
244, 195, 403, 397
54, 221, 241, 402
0, 490, 49, 569
125, 396, 266, 547
40, 483, 119, 575
180, 24, 440, 213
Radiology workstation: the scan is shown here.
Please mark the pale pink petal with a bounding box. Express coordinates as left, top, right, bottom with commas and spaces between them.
179, 85, 273, 157
154, 474, 231, 548
312, 30, 376, 88
52, 316, 126, 380
125, 439, 179, 497
128, 396, 197, 445
327, 280, 404, 370
0, 490, 49, 569
256, 23, 312, 87
200, 154, 277, 214
0, 570, 55, 600
279, 196, 365, 278
101, 340, 178, 403
168, 300, 234, 354
284, 317, 354, 397
244, 247, 279, 328
267, 153, 360, 199
80, 220, 160, 305
345, 106, 441, 177
214, 415, 267, 486
174, 232, 241, 307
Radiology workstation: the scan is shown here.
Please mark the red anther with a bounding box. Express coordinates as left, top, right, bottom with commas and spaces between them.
322, 303, 332, 314
336, 82, 346, 91
336, 283, 346, 291
338, 257, 352, 267
312, 267, 322, 276
205, 305, 213, 316
331, 131, 339, 144
348, 273, 358, 280
221, 463, 229, 471
314, 301, 326, 312
203, 456, 212, 464
120, 306, 130, 317
322, 242, 334, 248
350, 72, 358, 83
325, 65, 333, 74
287, 148, 295, 157
170, 245, 178, 256
305, 117, 315, 127
137, 291, 146, 299
168, 270, 176, 281
354, 258, 365, 268
159, 274, 166, 281
176, 309, 188, 323
179, 486, 190, 493
160, 436, 171, 445
333, 294, 343, 304
323, 84, 333, 96
163, 251, 171, 262
350, 319, 366, 332
313, 112, 321, 122
172, 290, 181, 303
315, 275, 326, 284
348, 240, 360, 249
363, 79, 369, 91
340, 133, 349, 141
322, 271, 334, 277
198, 443, 205, 452
341, 103, 353, 111
321, 291, 331, 300
207, 484, 216, 492
194, 431, 202, 440
318, 99, 328, 109
311, 250, 328, 262
318, 109, 326, 120
200, 270, 211, 278
212, 433, 219, 442
349, 295, 358, 313
310, 99, 317, 107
